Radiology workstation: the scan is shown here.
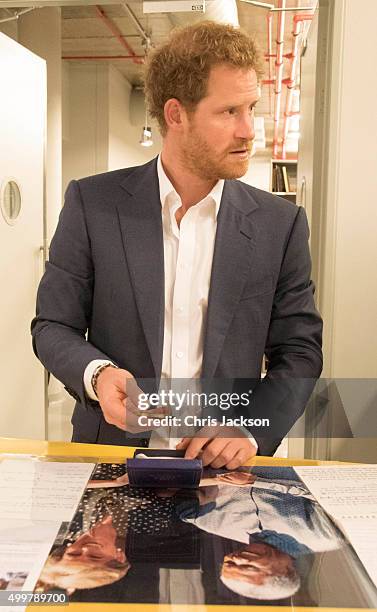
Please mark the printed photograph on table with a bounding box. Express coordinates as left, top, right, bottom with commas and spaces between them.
34, 464, 377, 607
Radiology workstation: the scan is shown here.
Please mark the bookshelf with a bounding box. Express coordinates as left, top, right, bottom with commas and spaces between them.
271, 159, 297, 204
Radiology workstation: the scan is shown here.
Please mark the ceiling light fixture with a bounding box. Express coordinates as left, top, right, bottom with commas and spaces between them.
139, 35, 154, 148
140, 106, 153, 147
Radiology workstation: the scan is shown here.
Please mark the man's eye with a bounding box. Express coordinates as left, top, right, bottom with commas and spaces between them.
225, 108, 236, 115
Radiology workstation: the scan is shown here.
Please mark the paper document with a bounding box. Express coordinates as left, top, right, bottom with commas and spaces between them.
0, 459, 95, 522
294, 465, 377, 587
339, 518, 377, 589
0, 458, 95, 611
0, 520, 61, 612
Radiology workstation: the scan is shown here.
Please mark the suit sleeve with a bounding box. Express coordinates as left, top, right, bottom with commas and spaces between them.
31, 180, 113, 406
247, 206, 323, 456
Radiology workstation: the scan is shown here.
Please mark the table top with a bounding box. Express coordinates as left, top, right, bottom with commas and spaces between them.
0, 438, 368, 612
0, 436, 346, 465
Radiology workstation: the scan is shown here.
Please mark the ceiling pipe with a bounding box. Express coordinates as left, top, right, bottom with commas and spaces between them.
266, 10, 273, 117
270, 6, 315, 11
0, 6, 37, 23
265, 53, 296, 58
62, 54, 144, 60
281, 12, 314, 159
121, 2, 151, 46
95, 5, 143, 64
272, 0, 286, 159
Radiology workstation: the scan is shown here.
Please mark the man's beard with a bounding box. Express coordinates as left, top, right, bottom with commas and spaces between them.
180, 126, 251, 181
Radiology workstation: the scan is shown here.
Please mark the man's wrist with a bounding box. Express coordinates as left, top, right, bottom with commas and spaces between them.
83, 360, 117, 401
92, 362, 119, 397
237, 425, 258, 453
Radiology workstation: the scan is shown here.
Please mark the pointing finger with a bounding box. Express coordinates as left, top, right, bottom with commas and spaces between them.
182, 436, 211, 460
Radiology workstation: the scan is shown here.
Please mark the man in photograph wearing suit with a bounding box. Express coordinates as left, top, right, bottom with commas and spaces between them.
31, 21, 322, 464
177, 466, 342, 600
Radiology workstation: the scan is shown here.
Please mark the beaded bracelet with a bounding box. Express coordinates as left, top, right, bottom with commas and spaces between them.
91, 363, 118, 398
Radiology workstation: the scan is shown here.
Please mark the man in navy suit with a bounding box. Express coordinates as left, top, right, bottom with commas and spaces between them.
31, 21, 322, 464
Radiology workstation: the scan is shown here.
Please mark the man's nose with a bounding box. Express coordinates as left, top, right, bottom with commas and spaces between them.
235, 114, 255, 142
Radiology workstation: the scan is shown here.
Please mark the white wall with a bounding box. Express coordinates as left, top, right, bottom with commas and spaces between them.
330, 0, 377, 378
321, 0, 377, 379
62, 63, 161, 192
108, 65, 161, 170
62, 63, 109, 190
310, 0, 377, 462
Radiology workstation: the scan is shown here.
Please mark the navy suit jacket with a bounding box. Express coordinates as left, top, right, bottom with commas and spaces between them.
31, 157, 322, 455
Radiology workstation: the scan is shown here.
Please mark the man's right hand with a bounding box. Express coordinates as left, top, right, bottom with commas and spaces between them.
96, 367, 167, 433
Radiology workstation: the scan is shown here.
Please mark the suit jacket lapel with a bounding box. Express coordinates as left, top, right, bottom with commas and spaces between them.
117, 158, 164, 379
202, 180, 259, 378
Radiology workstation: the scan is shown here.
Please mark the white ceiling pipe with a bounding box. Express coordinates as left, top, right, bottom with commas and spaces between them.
281, 11, 315, 159
0, 6, 38, 23
273, 0, 286, 159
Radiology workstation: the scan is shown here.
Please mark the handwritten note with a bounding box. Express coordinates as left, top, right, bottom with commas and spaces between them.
0, 459, 95, 522
294, 465, 377, 516
294, 465, 377, 587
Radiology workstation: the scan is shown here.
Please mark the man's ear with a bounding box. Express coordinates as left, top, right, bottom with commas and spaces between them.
164, 98, 185, 131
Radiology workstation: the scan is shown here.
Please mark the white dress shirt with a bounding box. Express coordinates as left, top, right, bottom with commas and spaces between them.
158, 154, 223, 380
84, 155, 257, 452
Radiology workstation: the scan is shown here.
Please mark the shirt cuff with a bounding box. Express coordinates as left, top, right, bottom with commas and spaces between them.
237, 425, 259, 453
83, 359, 116, 401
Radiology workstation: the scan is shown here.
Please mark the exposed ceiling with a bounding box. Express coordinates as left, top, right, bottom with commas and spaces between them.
60, 0, 317, 152
0, 0, 317, 153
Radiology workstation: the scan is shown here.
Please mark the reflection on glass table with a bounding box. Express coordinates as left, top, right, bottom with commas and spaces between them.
35, 464, 377, 608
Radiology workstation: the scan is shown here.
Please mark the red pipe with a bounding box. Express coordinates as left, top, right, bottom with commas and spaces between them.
94, 5, 142, 65
265, 53, 294, 59
293, 13, 315, 24
267, 11, 273, 117
281, 13, 314, 159
273, 0, 286, 159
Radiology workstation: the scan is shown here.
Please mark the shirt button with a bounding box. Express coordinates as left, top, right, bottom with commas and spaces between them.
176, 351, 184, 359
